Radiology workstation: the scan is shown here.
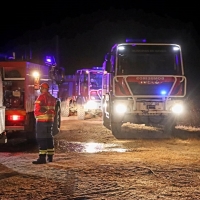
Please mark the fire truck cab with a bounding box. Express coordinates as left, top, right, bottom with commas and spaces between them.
102, 39, 187, 138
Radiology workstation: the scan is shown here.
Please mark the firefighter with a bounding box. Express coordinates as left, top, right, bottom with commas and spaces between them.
32, 82, 56, 164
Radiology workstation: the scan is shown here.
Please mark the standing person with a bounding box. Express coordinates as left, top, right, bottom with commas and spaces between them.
32, 82, 56, 164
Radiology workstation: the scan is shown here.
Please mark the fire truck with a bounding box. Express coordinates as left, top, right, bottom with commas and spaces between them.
102, 39, 187, 138
0, 56, 64, 141
60, 67, 103, 119
0, 72, 6, 143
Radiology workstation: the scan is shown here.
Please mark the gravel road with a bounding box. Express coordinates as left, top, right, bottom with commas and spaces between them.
0, 116, 200, 199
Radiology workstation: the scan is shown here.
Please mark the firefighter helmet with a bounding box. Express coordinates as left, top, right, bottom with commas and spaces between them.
40, 82, 49, 89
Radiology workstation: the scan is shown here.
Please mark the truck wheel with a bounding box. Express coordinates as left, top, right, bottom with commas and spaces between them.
111, 122, 123, 139
163, 116, 176, 138
26, 131, 36, 143
61, 101, 70, 117
53, 105, 61, 136
25, 112, 36, 143
77, 105, 85, 120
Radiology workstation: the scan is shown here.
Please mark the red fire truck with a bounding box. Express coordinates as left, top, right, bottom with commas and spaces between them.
102, 39, 187, 138
0, 56, 64, 141
60, 67, 103, 119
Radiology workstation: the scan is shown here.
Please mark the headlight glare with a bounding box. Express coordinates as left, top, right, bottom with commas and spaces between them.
115, 103, 127, 114
85, 100, 97, 110
171, 104, 183, 114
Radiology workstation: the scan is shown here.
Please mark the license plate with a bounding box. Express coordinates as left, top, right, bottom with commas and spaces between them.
143, 102, 158, 105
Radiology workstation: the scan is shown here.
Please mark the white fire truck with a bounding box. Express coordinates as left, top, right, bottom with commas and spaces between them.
102, 39, 187, 138
0, 71, 6, 143
0, 56, 64, 141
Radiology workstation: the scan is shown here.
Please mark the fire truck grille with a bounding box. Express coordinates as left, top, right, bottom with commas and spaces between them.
128, 82, 174, 95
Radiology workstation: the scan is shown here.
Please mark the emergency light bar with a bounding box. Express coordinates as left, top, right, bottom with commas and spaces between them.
126, 38, 146, 43
45, 56, 56, 66
92, 67, 103, 70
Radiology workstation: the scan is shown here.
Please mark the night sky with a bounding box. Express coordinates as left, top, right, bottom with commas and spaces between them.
1, 1, 199, 47
1, 0, 200, 97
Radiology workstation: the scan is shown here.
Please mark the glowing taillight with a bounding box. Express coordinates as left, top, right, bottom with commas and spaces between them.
7, 115, 25, 121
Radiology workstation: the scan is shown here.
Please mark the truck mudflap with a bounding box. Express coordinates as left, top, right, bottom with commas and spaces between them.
0, 132, 7, 144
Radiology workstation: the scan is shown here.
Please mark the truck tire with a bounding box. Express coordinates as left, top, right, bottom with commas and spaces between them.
53, 103, 61, 136
77, 105, 85, 120
110, 103, 124, 138
111, 121, 123, 139
61, 101, 69, 117
25, 112, 36, 143
26, 130, 36, 143
163, 116, 176, 138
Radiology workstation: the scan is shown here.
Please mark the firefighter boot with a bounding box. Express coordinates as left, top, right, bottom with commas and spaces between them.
32, 154, 46, 164
47, 155, 53, 162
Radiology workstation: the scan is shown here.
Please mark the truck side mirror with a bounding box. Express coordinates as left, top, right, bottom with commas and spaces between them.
104, 53, 112, 73
105, 53, 110, 61
103, 61, 111, 73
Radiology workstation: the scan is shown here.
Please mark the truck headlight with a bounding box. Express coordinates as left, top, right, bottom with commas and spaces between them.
171, 104, 183, 114
85, 100, 97, 110
115, 103, 127, 114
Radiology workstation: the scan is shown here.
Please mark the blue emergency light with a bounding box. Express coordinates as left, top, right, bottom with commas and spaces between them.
45, 56, 56, 66
161, 90, 167, 95
126, 38, 146, 43
46, 57, 52, 63
92, 67, 103, 70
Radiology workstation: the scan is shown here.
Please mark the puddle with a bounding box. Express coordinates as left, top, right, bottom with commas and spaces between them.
55, 140, 127, 153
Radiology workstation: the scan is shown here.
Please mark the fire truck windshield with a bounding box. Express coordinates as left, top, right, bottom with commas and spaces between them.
90, 71, 103, 90
116, 44, 182, 75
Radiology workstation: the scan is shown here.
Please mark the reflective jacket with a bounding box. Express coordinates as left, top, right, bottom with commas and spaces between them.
34, 92, 56, 122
